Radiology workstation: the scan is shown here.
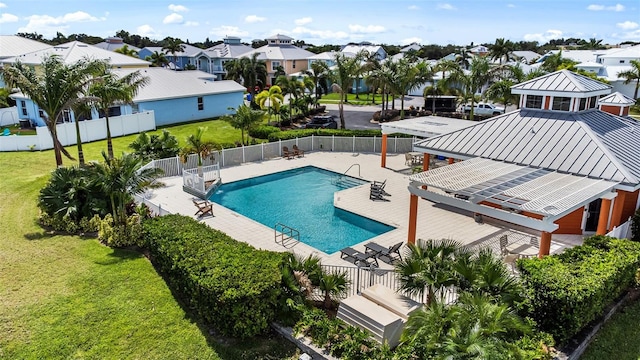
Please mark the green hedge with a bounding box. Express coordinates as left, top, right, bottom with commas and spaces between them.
518, 235, 640, 343
248, 125, 281, 139
267, 129, 412, 142
143, 214, 286, 338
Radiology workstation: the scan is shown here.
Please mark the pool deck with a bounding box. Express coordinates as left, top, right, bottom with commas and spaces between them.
145, 152, 582, 269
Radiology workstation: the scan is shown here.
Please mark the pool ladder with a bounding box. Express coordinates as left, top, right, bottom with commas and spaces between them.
274, 223, 300, 249
333, 164, 362, 188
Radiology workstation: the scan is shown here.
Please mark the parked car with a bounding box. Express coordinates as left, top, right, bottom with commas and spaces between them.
305, 115, 338, 129
463, 103, 505, 116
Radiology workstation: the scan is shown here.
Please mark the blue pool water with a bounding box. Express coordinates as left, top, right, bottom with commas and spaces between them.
211, 166, 395, 254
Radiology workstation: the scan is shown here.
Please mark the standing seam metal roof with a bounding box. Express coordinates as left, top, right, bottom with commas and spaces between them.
511, 69, 612, 93
414, 109, 640, 184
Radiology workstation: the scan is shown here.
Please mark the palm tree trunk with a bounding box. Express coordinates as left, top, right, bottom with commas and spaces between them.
51, 123, 64, 167
74, 118, 85, 166
400, 95, 405, 119
105, 114, 114, 159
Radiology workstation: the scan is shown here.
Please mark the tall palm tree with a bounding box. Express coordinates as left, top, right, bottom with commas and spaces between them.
618, 59, 640, 99
455, 47, 472, 70
222, 104, 266, 145
88, 69, 150, 159
582, 38, 605, 50
224, 53, 268, 106
255, 86, 284, 124
388, 59, 432, 119
489, 38, 515, 65
2, 55, 107, 167
114, 44, 138, 58
276, 75, 297, 120
303, 61, 330, 107
145, 51, 169, 68
161, 37, 185, 70
91, 151, 163, 224
445, 57, 492, 120
331, 52, 363, 129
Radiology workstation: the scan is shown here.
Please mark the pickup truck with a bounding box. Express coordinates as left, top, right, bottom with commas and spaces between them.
462, 103, 505, 116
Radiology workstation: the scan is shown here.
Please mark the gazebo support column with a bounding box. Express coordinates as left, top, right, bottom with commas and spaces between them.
596, 198, 612, 235
380, 134, 388, 168
423, 153, 430, 171
609, 190, 627, 230
408, 194, 419, 245
538, 232, 551, 258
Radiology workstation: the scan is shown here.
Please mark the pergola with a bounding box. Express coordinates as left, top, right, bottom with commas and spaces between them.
407, 157, 619, 257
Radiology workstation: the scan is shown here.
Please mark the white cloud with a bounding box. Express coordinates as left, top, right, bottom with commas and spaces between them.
507, 4, 516, 8
0, 2, 7, 8
408, 5, 419, 10
184, 21, 199, 27
136, 24, 161, 39
17, 11, 103, 36
291, 26, 349, 40
587, 3, 625, 11
168, 4, 188, 12
612, 29, 640, 40
245, 15, 266, 23
523, 29, 563, 42
437, 3, 456, 10
0, 13, 18, 23
617, 21, 638, 30
210, 25, 249, 37
348, 24, 385, 34
400, 37, 422, 45
163, 13, 183, 24
294, 17, 312, 25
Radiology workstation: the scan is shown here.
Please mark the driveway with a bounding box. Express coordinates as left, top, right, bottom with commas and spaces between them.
322, 96, 426, 130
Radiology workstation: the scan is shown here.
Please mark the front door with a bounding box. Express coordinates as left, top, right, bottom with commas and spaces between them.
584, 198, 602, 232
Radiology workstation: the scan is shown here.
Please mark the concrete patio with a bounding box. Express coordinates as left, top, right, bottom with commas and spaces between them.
143, 151, 582, 270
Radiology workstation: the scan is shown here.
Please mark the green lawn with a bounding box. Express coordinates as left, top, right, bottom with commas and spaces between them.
581, 295, 640, 359
0, 119, 298, 359
318, 92, 387, 105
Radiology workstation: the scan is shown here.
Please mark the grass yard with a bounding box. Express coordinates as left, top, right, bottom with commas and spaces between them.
0, 119, 298, 359
581, 295, 640, 359
319, 92, 387, 105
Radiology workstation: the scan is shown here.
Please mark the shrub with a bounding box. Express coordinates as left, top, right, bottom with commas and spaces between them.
518, 235, 640, 343
39, 212, 101, 235
129, 130, 180, 162
98, 213, 143, 247
143, 214, 286, 338
248, 125, 281, 139
631, 208, 640, 242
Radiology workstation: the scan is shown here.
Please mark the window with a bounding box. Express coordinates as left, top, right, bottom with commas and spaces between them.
197, 97, 204, 111
271, 61, 281, 71
131, 103, 139, 114
619, 60, 625, 64
108, 106, 121, 117
525, 95, 543, 109
292, 60, 296, 69
552, 97, 571, 111
589, 96, 598, 109
20, 100, 27, 116
62, 109, 72, 122
578, 98, 587, 111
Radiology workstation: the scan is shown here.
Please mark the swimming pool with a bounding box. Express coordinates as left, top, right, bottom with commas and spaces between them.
211, 166, 395, 254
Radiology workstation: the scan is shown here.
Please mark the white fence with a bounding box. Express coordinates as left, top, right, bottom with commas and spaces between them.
183, 164, 221, 194
606, 217, 633, 239
133, 193, 172, 217
0, 111, 155, 152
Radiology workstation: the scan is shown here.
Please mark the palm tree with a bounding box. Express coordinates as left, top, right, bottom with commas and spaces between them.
2, 55, 107, 167
489, 38, 515, 65
318, 271, 349, 309
445, 57, 492, 120
331, 52, 363, 129
582, 38, 605, 50
303, 61, 330, 107
88, 69, 150, 159
485, 79, 517, 112
222, 104, 266, 145
91, 151, 163, 224
388, 59, 433, 119
455, 47, 472, 70
114, 44, 138, 58
145, 51, 169, 68
161, 37, 185, 70
255, 85, 284, 124
224, 53, 268, 106
276, 75, 297, 120
618, 59, 640, 99
179, 127, 220, 174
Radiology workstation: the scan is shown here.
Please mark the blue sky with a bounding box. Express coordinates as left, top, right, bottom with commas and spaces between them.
0, 0, 638, 46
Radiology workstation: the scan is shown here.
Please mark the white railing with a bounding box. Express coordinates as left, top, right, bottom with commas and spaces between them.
133, 193, 172, 217
182, 164, 221, 194
0, 111, 155, 152
606, 217, 633, 239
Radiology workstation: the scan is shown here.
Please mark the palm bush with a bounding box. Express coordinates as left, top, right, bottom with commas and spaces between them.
129, 130, 180, 162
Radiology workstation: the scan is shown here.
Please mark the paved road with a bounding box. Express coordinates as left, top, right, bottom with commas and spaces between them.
322, 96, 426, 130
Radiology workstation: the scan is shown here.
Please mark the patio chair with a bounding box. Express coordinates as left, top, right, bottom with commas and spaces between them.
530, 236, 539, 248
499, 235, 509, 256
340, 247, 378, 267
292, 144, 304, 157
282, 146, 294, 159
370, 185, 390, 201
371, 179, 390, 196
405, 153, 413, 166
503, 253, 519, 274
193, 199, 213, 218
364, 241, 403, 264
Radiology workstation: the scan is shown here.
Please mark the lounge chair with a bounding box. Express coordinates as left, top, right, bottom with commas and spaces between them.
369, 179, 390, 201
292, 144, 304, 157
364, 241, 403, 263
282, 146, 294, 159
340, 247, 378, 267
193, 199, 213, 218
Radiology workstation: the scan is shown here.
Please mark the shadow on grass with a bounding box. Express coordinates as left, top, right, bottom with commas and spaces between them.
24, 231, 57, 241
94, 247, 144, 265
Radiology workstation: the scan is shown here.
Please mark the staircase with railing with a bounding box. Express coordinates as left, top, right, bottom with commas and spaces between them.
333, 164, 367, 189
274, 223, 300, 248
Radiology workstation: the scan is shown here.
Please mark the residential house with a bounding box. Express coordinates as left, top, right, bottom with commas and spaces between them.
94, 37, 141, 53
0, 35, 52, 61
241, 34, 315, 86
399, 70, 639, 257
138, 43, 211, 72
203, 36, 253, 80
341, 41, 387, 61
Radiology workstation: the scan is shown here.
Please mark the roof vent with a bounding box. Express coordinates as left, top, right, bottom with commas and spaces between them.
530, 127, 536, 134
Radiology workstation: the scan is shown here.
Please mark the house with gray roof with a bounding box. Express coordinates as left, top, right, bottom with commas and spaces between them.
0, 35, 51, 60
397, 70, 639, 257
138, 43, 210, 72
203, 36, 253, 80
94, 37, 141, 53
241, 34, 315, 86
341, 42, 387, 61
